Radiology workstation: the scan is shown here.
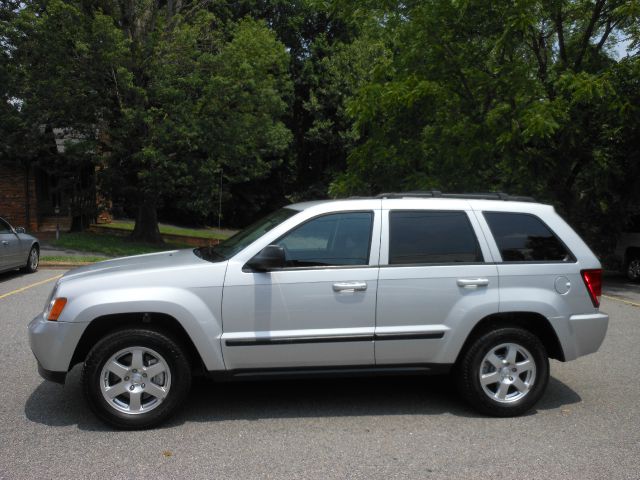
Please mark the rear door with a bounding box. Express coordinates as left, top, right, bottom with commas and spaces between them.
375, 200, 500, 366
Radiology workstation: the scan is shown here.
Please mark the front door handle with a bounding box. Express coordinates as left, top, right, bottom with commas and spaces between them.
333, 282, 367, 292
1, 241, 8, 245
457, 278, 489, 288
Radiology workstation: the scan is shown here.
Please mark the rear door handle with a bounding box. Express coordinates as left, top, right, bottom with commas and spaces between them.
457, 278, 489, 288
333, 282, 367, 292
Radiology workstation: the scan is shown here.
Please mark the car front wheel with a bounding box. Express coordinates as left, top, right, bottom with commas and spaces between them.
455, 327, 549, 417
82, 328, 191, 429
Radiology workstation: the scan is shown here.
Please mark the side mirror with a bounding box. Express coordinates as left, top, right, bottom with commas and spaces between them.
246, 245, 286, 272
14, 226, 25, 234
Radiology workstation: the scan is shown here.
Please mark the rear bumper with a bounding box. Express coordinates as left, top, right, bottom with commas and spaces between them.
565, 312, 609, 360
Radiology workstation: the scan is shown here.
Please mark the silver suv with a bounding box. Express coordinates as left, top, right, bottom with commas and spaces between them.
28, 193, 608, 429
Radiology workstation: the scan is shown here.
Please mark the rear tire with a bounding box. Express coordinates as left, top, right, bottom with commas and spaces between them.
82, 328, 191, 429
21, 246, 39, 273
455, 327, 549, 417
626, 255, 640, 282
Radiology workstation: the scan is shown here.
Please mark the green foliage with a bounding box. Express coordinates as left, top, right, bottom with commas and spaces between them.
2, 0, 639, 252
4, 1, 293, 239
330, 0, 640, 250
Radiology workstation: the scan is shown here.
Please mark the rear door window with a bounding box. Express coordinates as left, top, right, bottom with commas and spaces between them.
483, 212, 574, 262
388, 211, 482, 264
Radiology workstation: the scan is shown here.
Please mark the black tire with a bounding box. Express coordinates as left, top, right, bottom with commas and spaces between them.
626, 255, 640, 282
455, 327, 549, 417
21, 246, 39, 273
82, 328, 192, 430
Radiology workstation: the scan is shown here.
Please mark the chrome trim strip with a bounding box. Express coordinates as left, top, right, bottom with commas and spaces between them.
225, 331, 445, 346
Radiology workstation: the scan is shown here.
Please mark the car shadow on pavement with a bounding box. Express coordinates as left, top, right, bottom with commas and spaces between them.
0, 270, 23, 284
24, 366, 581, 431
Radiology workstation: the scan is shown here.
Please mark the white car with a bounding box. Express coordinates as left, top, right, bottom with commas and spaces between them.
29, 192, 608, 429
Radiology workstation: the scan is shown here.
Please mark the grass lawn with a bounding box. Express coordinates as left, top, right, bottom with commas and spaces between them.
41, 255, 109, 263
52, 232, 191, 257
103, 220, 233, 240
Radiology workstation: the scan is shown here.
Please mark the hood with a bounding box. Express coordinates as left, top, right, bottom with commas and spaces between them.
61, 249, 210, 282
17, 232, 38, 243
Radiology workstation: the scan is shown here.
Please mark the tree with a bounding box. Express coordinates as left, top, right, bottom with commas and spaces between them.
7, 1, 293, 242
332, 0, 640, 250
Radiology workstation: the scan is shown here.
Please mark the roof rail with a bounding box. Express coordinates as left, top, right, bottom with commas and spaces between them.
374, 191, 537, 202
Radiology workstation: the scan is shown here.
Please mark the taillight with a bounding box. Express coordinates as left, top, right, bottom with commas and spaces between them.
580, 269, 602, 308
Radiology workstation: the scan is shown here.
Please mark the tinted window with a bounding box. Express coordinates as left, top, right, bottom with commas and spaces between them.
276, 212, 373, 267
389, 211, 482, 264
484, 212, 573, 262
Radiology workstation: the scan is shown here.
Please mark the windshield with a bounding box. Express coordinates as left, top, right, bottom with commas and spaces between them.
194, 208, 298, 262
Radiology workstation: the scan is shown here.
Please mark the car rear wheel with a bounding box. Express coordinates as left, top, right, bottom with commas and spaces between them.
626, 256, 640, 282
21, 246, 39, 273
455, 327, 549, 417
82, 328, 191, 429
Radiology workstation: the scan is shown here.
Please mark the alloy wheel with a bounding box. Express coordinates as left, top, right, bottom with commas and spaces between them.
99, 346, 171, 415
479, 343, 537, 403
628, 259, 640, 281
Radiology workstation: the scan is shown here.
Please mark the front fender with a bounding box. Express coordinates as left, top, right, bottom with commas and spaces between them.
63, 286, 225, 371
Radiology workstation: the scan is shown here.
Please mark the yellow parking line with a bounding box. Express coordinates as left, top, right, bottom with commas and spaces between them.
0, 274, 62, 301
602, 294, 640, 308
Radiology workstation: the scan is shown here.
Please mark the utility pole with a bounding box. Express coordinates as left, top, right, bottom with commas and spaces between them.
218, 168, 223, 229
55, 203, 60, 240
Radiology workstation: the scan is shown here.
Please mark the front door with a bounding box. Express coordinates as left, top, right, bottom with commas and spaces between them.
0, 219, 20, 270
221, 209, 381, 370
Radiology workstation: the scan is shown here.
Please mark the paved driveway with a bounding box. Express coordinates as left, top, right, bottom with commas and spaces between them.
0, 270, 638, 479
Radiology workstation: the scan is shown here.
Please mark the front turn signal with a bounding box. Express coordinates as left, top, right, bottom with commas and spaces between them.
47, 298, 67, 321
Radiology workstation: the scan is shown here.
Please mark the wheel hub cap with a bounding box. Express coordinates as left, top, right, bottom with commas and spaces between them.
479, 343, 536, 403
99, 346, 171, 415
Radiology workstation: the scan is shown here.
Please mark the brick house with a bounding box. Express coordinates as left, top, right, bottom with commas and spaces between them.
0, 128, 107, 232
0, 164, 39, 231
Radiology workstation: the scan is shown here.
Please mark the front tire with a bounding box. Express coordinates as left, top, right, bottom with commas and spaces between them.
82, 328, 191, 429
455, 327, 549, 417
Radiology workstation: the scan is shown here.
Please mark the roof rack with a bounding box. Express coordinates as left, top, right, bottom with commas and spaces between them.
374, 191, 537, 202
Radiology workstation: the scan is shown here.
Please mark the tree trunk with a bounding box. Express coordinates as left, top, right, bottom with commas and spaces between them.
131, 195, 163, 243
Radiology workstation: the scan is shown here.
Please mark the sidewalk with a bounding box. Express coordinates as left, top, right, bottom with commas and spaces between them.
39, 242, 110, 259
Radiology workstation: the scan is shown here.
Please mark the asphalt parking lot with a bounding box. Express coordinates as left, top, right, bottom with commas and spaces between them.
0, 269, 639, 480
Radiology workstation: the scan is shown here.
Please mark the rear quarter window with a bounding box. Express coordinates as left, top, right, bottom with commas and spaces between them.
483, 212, 574, 262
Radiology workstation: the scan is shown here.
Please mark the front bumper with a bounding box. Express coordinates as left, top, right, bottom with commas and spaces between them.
37, 362, 67, 384
28, 314, 87, 382
566, 311, 609, 360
